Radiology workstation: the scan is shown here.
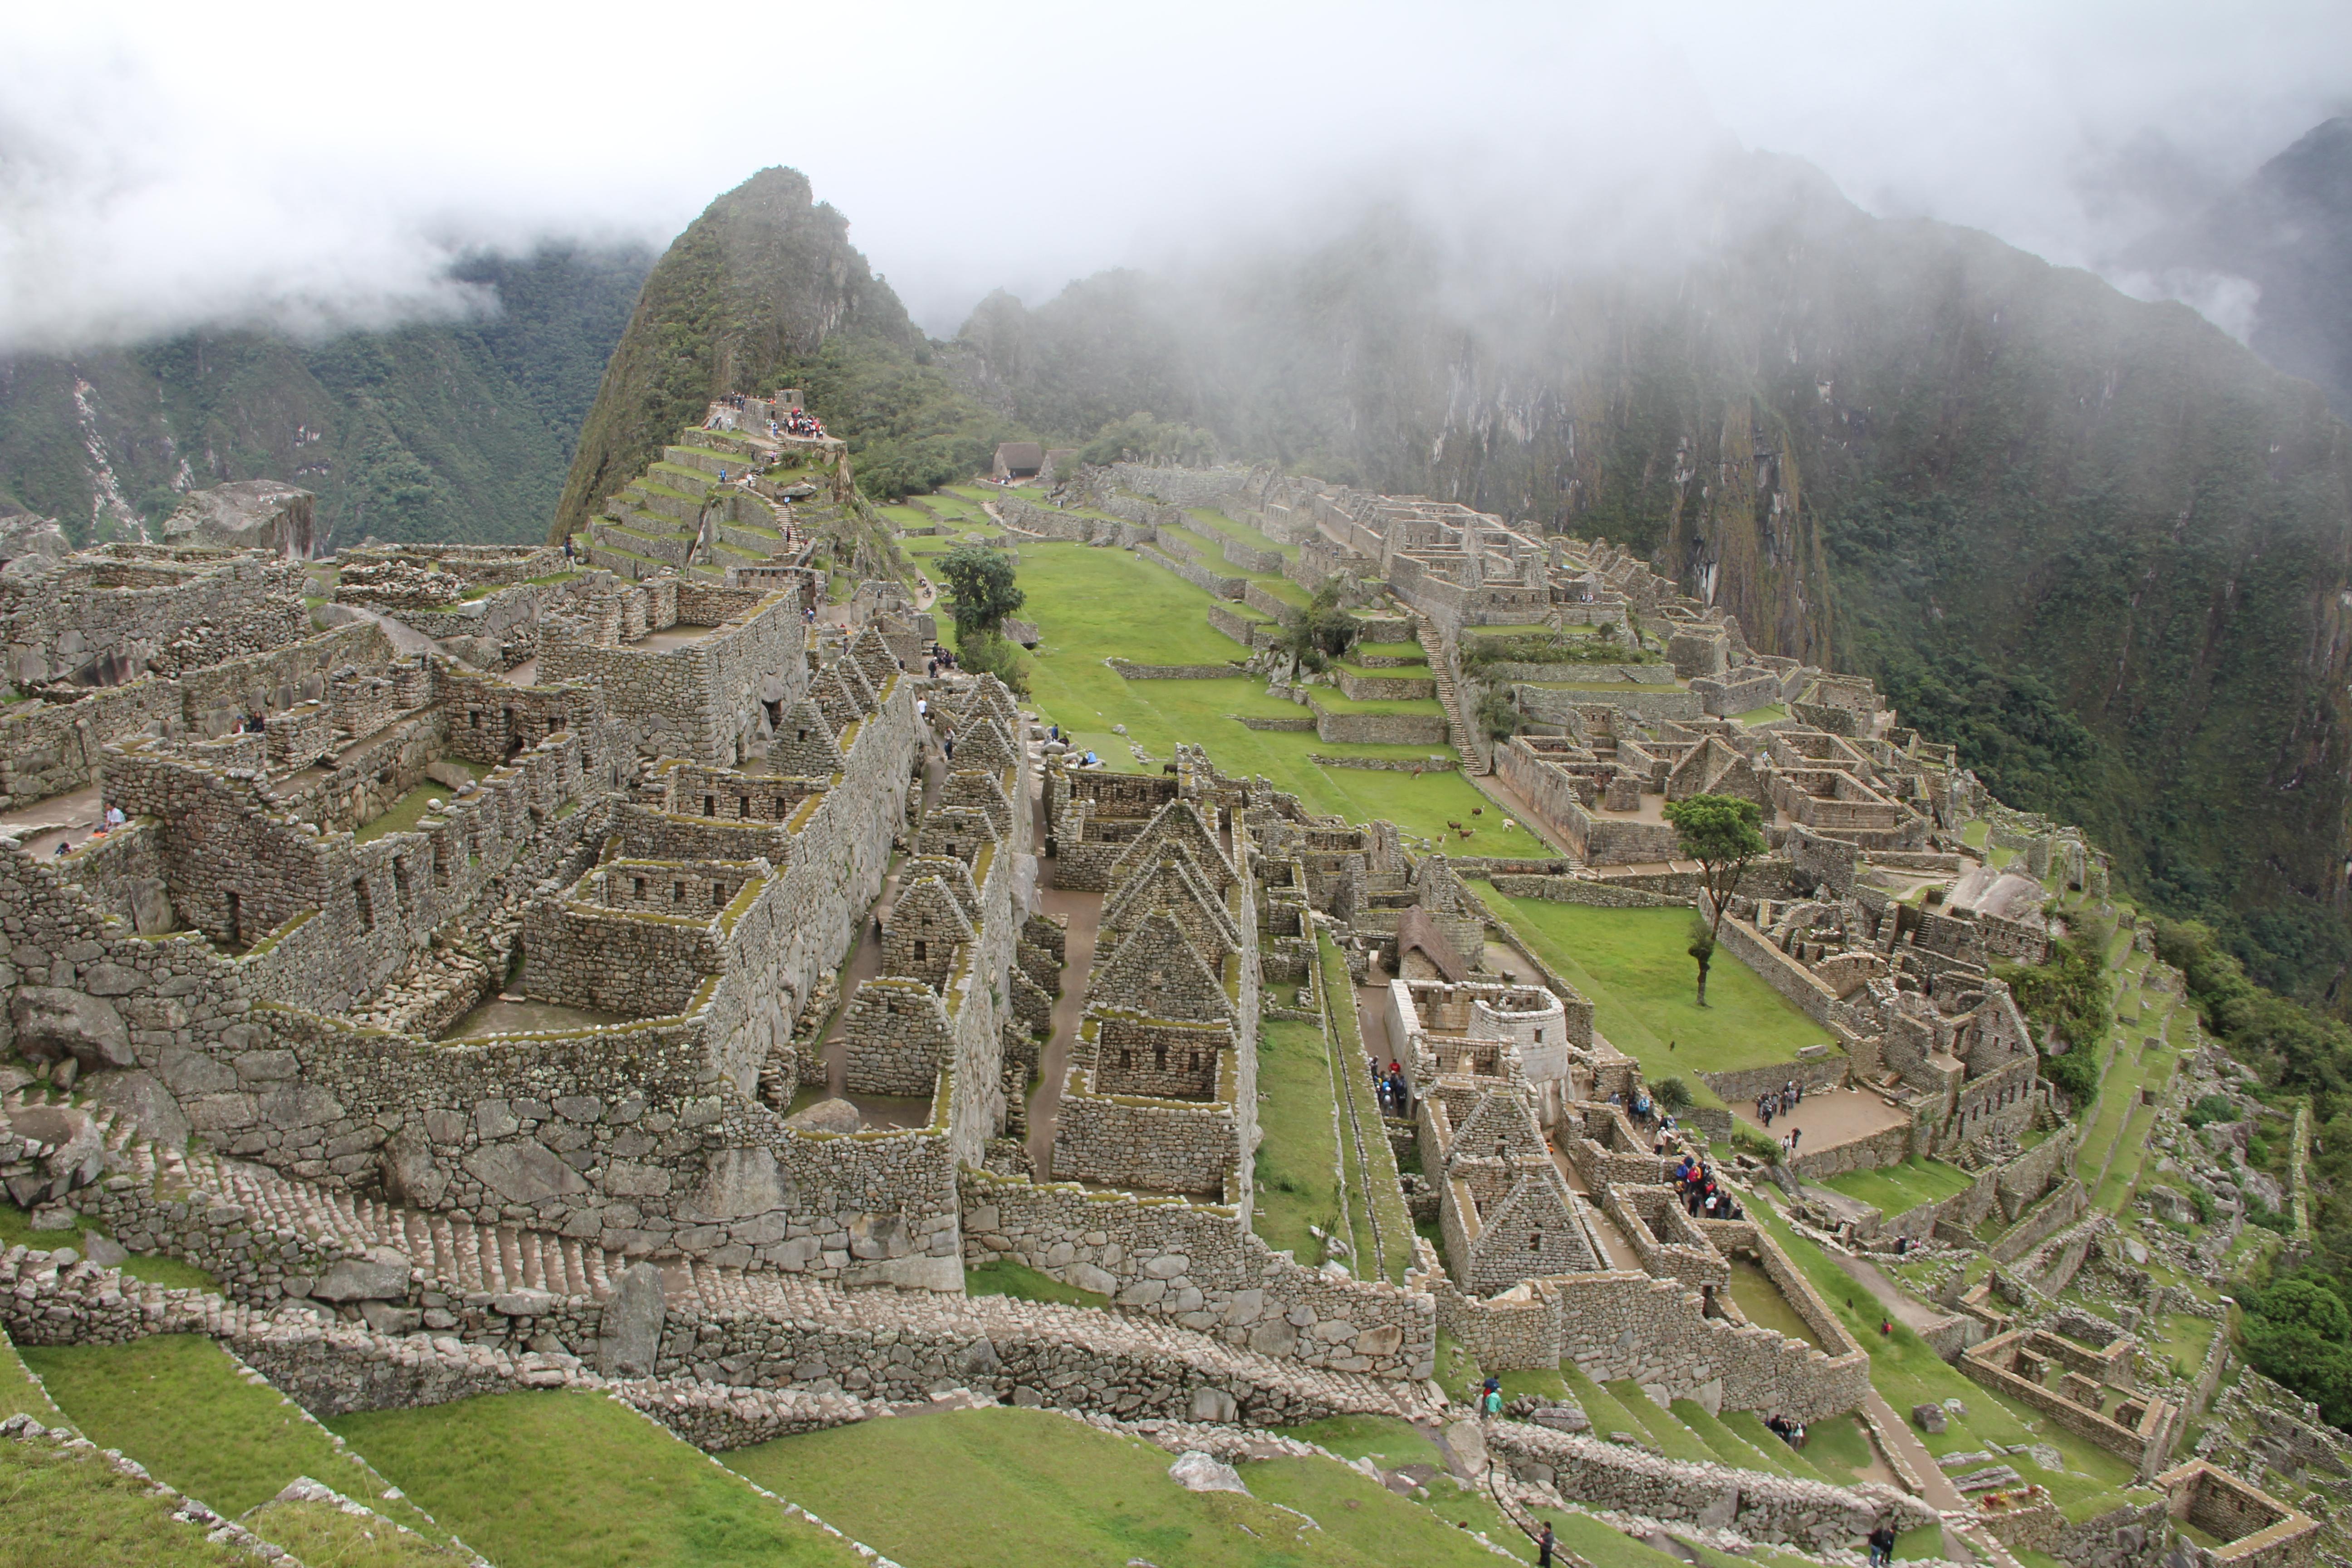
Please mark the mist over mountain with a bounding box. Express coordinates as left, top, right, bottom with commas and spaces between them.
0, 242, 651, 550
2123, 117, 2352, 419
945, 150, 2352, 1002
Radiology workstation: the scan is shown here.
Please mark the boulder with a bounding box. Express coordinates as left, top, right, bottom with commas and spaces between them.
80, 1234, 127, 1269
424, 760, 476, 790
92, 1070, 191, 1152
597, 1263, 666, 1378
380, 1125, 448, 1208
358, 1301, 424, 1335
312, 1254, 410, 1302
1437, 1420, 1488, 1480
161, 480, 315, 559
11, 987, 133, 1070
1912, 1402, 1948, 1434
1167, 1452, 1249, 1494
6, 1104, 108, 1200
687, 1147, 785, 1220
127, 878, 175, 936
783, 1098, 860, 1133
462, 1140, 588, 1205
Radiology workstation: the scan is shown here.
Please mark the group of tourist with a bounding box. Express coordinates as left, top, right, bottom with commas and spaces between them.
52, 804, 127, 857
1672, 1152, 1742, 1220
1372, 1057, 1410, 1116
1762, 1410, 1808, 1448
1756, 1078, 1803, 1127
777, 407, 825, 438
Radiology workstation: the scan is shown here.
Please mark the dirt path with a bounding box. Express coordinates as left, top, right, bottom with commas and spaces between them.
1731, 1085, 1911, 1161
1025, 882, 1103, 1177
1830, 1248, 1950, 1337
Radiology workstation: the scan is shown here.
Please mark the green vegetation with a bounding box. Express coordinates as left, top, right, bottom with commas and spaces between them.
0, 1200, 218, 1292
0, 1325, 62, 1421
22, 1336, 443, 1538
962, 537, 1516, 840
1663, 794, 1768, 1009
1997, 924, 2115, 1101
937, 544, 1025, 635
1271, 580, 1363, 672
1253, 1019, 1343, 1264
1460, 627, 1656, 669
722, 1403, 1514, 1568
2, 243, 648, 550
240, 1496, 474, 1566
1476, 889, 1827, 1090
332, 1389, 866, 1568
1820, 1159, 1979, 1219
963, 1257, 1106, 1307
0, 1434, 258, 1568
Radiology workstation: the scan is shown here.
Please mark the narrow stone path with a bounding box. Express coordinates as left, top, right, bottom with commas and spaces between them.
1828, 1248, 1950, 1337
1025, 881, 1103, 1178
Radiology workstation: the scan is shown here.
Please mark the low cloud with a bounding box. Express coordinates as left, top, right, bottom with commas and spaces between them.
1, 2, 2347, 351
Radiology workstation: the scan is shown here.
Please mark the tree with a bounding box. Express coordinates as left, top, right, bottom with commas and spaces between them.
1663, 794, 1767, 1005
1686, 918, 1717, 1009
1274, 580, 1361, 672
938, 545, 1024, 638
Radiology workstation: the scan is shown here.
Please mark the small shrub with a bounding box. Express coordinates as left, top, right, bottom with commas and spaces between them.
2185, 1094, 2238, 1128
956, 629, 1030, 695
1733, 1125, 1781, 1161
1652, 1075, 1694, 1113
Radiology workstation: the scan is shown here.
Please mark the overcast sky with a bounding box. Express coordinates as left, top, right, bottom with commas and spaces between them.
3, 0, 2347, 350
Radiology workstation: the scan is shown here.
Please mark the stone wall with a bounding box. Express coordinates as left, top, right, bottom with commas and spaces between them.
1308, 701, 1450, 746
540, 586, 803, 765
1485, 1421, 1934, 1548
959, 1168, 1434, 1379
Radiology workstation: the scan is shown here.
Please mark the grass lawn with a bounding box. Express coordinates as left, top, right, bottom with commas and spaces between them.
1254, 1019, 1342, 1265
1475, 891, 1829, 1093
963, 1256, 1106, 1307
22, 1336, 445, 1539
241, 1494, 473, 1563
991, 538, 1520, 842
1744, 1196, 2142, 1518
1820, 1159, 1979, 1219
331, 1389, 866, 1568
1, 1435, 260, 1568
354, 761, 492, 844
725, 1404, 1515, 1568
1, 1326, 62, 1421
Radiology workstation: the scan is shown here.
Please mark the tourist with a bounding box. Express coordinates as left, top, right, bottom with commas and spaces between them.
53, 840, 69, 856
1867, 1524, 1897, 1568
1538, 1522, 1557, 1568
104, 805, 125, 830
1789, 1126, 1802, 1154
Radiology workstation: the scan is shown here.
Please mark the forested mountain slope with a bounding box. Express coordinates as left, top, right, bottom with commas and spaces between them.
954, 154, 2352, 1000
0, 244, 650, 550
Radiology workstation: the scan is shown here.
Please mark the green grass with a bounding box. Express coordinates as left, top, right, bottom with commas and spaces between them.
1668, 1397, 1799, 1476
0, 1434, 258, 1567
331, 1390, 865, 1568
1743, 1195, 2141, 1516
978, 537, 1516, 841
354, 762, 491, 844
240, 1496, 473, 1565
1254, 1019, 1343, 1266
1798, 1413, 1878, 1485
1475, 891, 1828, 1093
1723, 1411, 1838, 1483
1820, 1159, 1979, 1219
1533, 1513, 1694, 1568
1182, 506, 1301, 561
963, 1257, 1106, 1307
22, 1337, 443, 1538
0, 1324, 62, 1421
0, 1198, 219, 1292
722, 1404, 1514, 1568
1307, 688, 1445, 716
1602, 1382, 1717, 1463
1735, 704, 1790, 725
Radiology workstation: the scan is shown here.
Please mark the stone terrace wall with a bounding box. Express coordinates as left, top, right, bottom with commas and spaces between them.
1106, 465, 1251, 510
1486, 1422, 1934, 1548
960, 1168, 1435, 1379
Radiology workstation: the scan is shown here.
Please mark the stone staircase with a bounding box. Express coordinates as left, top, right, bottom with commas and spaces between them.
24, 1088, 1424, 1424
1409, 612, 1489, 774
580, 421, 807, 585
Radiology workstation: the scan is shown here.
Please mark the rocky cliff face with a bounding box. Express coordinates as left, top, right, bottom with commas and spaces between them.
959, 155, 2352, 996
0, 244, 650, 551
549, 168, 921, 539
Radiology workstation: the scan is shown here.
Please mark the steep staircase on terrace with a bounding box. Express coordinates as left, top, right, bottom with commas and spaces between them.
15, 1088, 1423, 1421
581, 426, 808, 585
1408, 611, 1489, 774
